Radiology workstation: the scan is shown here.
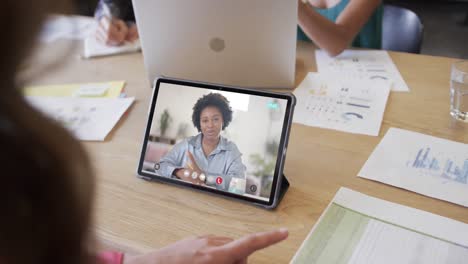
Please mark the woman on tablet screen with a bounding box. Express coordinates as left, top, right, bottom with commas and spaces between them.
155, 93, 247, 192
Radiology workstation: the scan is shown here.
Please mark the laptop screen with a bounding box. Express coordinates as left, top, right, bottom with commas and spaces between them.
139, 78, 293, 205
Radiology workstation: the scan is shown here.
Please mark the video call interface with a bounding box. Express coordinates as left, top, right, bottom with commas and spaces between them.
141, 82, 288, 202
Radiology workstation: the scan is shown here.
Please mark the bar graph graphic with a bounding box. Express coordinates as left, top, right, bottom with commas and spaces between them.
359, 128, 468, 207
407, 147, 468, 184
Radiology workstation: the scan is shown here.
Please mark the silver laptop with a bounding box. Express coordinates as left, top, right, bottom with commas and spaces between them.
132, 0, 298, 89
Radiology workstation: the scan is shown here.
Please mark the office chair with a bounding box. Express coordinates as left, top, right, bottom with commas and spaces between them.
382, 5, 424, 54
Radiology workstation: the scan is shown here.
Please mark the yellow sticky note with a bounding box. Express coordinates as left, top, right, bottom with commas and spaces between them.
24, 81, 125, 98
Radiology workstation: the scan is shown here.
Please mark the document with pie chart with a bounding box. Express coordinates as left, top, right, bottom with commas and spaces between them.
293, 73, 390, 136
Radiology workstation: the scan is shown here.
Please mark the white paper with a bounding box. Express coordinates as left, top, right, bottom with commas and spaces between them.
26, 97, 134, 141
315, 50, 410, 92
291, 187, 468, 264
358, 128, 468, 207
293, 73, 390, 136
83, 36, 141, 59
40, 15, 95, 43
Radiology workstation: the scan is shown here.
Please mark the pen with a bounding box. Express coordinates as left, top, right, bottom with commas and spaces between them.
100, 3, 112, 32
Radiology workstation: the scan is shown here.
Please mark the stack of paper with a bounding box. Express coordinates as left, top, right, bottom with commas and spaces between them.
291, 188, 468, 264
83, 37, 141, 59
293, 50, 407, 135
294, 73, 390, 136
315, 50, 409, 92
40, 15, 141, 59
24, 81, 133, 141
27, 97, 134, 141
359, 128, 468, 207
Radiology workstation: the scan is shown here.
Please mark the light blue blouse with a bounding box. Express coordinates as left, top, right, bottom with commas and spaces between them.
155, 134, 246, 191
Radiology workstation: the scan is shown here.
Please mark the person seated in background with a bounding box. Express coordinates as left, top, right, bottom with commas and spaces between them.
156, 93, 246, 192
94, 0, 138, 46
298, 0, 382, 56
96, 0, 382, 55
0, 0, 288, 263
93, 0, 381, 55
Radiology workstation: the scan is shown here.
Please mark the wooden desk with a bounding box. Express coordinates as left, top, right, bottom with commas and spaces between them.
30, 41, 468, 263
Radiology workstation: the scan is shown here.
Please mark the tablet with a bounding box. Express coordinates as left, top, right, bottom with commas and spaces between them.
137, 77, 295, 209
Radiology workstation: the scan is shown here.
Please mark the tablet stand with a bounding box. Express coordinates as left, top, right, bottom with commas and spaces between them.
277, 174, 290, 204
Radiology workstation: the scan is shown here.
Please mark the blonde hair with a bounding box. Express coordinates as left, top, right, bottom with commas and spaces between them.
0, 1, 96, 263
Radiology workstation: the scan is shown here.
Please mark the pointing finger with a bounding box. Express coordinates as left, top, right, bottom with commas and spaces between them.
220, 229, 288, 259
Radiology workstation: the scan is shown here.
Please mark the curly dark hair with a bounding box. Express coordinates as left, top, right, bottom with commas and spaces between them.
192, 93, 233, 132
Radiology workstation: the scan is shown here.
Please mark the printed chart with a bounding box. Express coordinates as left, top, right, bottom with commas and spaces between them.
315, 50, 409, 92
27, 96, 134, 141
359, 128, 468, 207
407, 147, 468, 184
291, 188, 468, 264
294, 73, 390, 136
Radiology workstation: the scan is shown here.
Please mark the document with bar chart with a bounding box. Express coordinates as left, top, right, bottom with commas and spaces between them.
291, 188, 468, 264
293, 73, 390, 136
358, 127, 468, 207
315, 50, 409, 92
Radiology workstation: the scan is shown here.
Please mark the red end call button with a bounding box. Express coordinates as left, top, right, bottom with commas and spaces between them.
216, 177, 223, 185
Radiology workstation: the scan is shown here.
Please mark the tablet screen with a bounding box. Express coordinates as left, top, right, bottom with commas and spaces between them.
138, 78, 294, 206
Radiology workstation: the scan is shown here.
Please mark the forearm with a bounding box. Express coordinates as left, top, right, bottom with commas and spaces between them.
298, 1, 352, 56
